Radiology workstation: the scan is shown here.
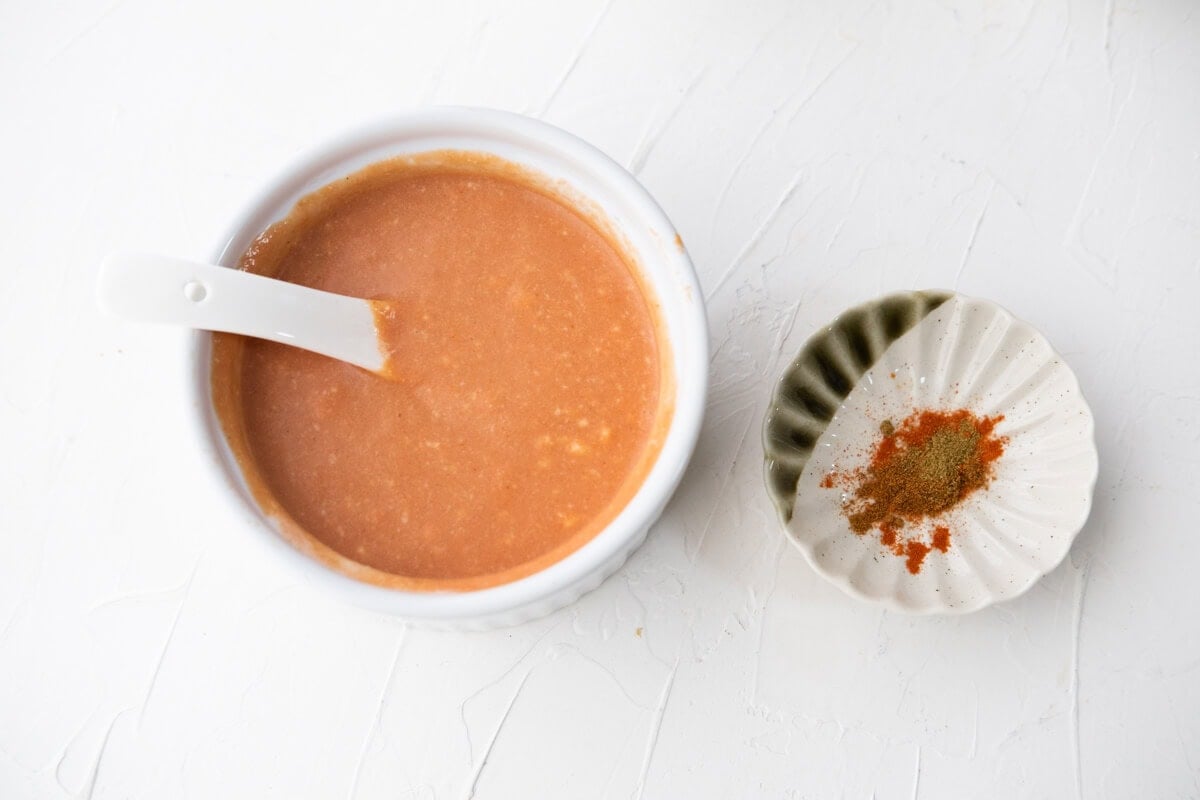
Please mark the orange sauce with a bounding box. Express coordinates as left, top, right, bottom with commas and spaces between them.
211, 152, 671, 591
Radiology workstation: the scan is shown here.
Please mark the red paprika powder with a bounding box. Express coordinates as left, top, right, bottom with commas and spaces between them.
824, 409, 1007, 574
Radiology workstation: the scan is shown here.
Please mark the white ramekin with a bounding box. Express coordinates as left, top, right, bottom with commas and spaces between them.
189, 108, 708, 629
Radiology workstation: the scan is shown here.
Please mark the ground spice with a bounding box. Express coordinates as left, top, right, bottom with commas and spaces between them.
904, 540, 931, 574
824, 409, 1006, 574
931, 526, 951, 553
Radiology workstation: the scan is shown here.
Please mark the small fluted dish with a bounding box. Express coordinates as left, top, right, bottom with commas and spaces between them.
763, 291, 1098, 614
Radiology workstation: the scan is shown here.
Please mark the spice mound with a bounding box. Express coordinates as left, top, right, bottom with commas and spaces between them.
823, 409, 1007, 574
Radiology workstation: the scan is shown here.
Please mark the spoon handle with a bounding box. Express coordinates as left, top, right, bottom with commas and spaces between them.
97, 252, 388, 374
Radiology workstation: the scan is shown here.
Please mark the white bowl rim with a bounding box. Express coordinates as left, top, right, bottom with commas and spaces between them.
187, 107, 709, 620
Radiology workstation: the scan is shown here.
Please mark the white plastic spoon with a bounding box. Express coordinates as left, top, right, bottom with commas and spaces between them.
97, 252, 394, 376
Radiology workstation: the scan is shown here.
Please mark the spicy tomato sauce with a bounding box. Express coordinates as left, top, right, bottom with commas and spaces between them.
211, 152, 669, 590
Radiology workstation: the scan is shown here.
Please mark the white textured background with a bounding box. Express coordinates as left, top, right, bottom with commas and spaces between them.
2, 0, 1199, 797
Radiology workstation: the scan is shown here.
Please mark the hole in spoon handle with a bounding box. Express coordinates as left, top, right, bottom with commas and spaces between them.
183, 280, 208, 302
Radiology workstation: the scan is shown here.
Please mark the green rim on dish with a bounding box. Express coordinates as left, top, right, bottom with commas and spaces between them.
762, 290, 952, 522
